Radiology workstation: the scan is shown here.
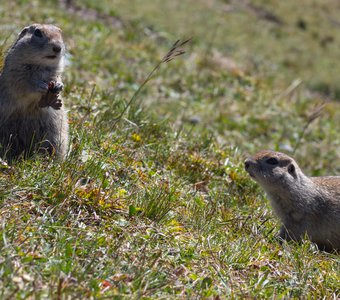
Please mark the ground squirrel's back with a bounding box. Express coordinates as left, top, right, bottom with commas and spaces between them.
0, 24, 68, 160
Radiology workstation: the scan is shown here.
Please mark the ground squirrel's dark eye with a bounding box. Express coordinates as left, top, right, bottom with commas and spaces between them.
33, 29, 43, 38
266, 157, 279, 165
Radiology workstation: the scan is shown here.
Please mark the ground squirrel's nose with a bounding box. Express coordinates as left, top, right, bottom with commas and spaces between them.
53, 45, 62, 53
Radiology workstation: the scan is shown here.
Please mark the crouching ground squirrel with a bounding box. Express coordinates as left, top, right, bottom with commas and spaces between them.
0, 24, 68, 160
245, 150, 340, 252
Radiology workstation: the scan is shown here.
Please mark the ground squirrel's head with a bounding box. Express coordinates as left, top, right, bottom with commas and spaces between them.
244, 150, 302, 191
7, 24, 65, 67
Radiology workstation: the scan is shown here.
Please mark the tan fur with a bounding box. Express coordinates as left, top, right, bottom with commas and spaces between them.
245, 150, 340, 252
0, 24, 68, 160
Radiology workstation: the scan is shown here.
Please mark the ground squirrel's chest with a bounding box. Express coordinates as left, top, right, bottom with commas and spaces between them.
25, 65, 59, 82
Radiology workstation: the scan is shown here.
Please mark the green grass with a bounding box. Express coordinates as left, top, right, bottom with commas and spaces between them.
0, 0, 339, 298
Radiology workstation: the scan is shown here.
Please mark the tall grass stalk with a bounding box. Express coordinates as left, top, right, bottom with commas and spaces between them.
112, 38, 191, 127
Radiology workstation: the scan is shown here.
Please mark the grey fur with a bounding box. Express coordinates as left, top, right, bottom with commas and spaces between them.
0, 24, 68, 160
245, 150, 340, 252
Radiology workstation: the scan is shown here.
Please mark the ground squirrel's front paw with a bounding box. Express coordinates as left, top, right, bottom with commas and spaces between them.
48, 81, 63, 94
38, 81, 64, 109
49, 95, 62, 110
39, 92, 62, 110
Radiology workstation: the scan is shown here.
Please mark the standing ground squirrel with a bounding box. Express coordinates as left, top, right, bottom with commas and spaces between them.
245, 150, 340, 252
0, 24, 68, 160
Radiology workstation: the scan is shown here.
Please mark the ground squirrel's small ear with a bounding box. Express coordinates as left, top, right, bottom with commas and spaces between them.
288, 163, 296, 177
12, 26, 29, 47
17, 27, 29, 39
